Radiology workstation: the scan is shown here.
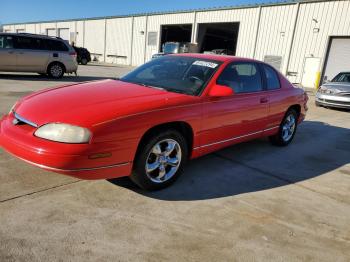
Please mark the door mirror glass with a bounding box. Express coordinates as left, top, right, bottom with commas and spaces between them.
209, 84, 234, 97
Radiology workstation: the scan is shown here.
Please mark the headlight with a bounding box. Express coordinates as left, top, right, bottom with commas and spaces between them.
318, 86, 327, 94
34, 123, 91, 143
318, 86, 340, 94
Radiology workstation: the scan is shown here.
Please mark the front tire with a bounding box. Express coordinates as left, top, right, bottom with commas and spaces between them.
47, 63, 65, 79
130, 130, 188, 190
269, 109, 298, 146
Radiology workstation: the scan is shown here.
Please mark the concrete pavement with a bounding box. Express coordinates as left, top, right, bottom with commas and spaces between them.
0, 66, 349, 262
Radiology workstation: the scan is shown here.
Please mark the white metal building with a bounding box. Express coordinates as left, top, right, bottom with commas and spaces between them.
2, 0, 350, 87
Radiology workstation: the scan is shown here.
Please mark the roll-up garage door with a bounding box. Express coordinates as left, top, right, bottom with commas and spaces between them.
323, 38, 350, 81
58, 28, 70, 42
46, 28, 56, 37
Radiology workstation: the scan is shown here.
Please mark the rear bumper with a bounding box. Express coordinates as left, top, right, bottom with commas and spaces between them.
315, 93, 350, 109
65, 60, 78, 73
0, 115, 132, 180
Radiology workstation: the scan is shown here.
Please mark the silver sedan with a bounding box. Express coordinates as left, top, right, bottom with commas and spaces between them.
316, 72, 350, 109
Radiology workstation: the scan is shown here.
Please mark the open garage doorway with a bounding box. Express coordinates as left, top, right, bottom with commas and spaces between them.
197, 22, 239, 55
160, 24, 192, 52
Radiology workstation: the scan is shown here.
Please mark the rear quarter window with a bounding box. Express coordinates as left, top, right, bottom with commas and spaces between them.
44, 39, 69, 51
262, 64, 281, 90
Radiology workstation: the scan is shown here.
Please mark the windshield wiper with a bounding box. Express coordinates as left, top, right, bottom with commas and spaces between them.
133, 82, 166, 91
165, 88, 190, 95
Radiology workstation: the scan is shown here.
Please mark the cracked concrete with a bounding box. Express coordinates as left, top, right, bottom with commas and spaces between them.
0, 66, 349, 262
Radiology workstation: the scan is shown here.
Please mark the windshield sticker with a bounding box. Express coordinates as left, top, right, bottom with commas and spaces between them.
193, 61, 218, 68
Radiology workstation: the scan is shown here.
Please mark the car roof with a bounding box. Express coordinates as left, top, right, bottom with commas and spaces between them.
0, 32, 64, 41
171, 53, 259, 63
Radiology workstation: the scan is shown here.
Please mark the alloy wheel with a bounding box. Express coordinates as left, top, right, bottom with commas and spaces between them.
282, 114, 296, 142
145, 139, 182, 183
50, 64, 63, 78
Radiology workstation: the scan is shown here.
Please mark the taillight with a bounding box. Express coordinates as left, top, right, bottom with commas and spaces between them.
69, 52, 77, 58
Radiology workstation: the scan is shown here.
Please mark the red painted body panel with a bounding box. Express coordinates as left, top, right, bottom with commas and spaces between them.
0, 54, 308, 179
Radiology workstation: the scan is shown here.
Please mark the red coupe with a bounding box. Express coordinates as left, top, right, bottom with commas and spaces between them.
0, 54, 308, 190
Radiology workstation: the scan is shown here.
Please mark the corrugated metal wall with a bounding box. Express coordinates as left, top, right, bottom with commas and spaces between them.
76, 21, 84, 47
2, 0, 349, 84
146, 12, 195, 61
196, 7, 260, 58
288, 0, 350, 83
131, 16, 147, 66
105, 17, 133, 65
84, 19, 106, 61
254, 4, 297, 73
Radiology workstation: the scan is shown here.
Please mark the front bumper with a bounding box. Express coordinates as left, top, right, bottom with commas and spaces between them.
315, 93, 350, 109
0, 114, 132, 180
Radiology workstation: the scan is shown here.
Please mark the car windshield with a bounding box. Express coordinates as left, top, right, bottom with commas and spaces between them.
120, 56, 221, 96
163, 43, 179, 54
332, 73, 350, 83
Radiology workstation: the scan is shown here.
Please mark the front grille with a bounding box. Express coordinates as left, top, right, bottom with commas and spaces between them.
323, 99, 350, 106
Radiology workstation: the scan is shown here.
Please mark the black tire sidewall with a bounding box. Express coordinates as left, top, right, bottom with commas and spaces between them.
130, 130, 188, 190
81, 58, 88, 65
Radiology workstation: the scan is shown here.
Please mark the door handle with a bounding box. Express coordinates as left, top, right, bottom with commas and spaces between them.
8, 51, 14, 54
260, 97, 269, 103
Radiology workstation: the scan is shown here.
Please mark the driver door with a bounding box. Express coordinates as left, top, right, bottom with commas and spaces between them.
199, 62, 269, 154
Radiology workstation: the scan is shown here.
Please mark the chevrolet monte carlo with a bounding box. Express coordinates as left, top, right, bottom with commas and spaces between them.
0, 54, 308, 190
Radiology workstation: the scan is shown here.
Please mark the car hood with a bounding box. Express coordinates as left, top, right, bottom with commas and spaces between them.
323, 82, 350, 92
14, 79, 196, 127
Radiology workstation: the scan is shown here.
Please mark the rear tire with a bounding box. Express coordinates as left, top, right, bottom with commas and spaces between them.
47, 63, 65, 79
269, 109, 298, 147
130, 130, 188, 191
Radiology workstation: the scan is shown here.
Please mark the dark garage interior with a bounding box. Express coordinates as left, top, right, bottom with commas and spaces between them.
197, 22, 239, 55
160, 24, 192, 51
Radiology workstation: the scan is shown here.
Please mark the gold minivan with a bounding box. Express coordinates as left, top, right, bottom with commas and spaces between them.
0, 33, 78, 78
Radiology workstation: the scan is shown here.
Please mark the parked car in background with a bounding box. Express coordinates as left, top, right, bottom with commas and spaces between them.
152, 42, 198, 59
204, 49, 234, 56
316, 72, 350, 109
73, 46, 91, 65
0, 54, 308, 190
0, 33, 77, 78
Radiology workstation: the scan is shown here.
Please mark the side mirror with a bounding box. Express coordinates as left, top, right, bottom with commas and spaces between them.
209, 84, 234, 97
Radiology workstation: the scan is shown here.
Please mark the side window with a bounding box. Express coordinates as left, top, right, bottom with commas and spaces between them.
0, 36, 14, 49
45, 39, 68, 51
15, 36, 36, 49
217, 62, 263, 93
263, 64, 280, 90
31, 38, 46, 50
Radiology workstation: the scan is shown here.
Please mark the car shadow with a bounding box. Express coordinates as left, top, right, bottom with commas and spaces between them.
0, 73, 111, 83
108, 121, 350, 201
